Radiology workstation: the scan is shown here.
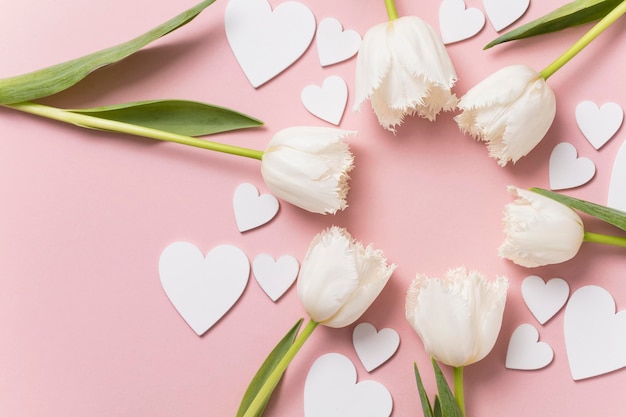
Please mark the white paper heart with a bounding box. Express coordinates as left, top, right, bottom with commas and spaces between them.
252, 254, 299, 301
352, 323, 400, 372
233, 182, 279, 232
564, 285, 626, 380
506, 323, 554, 370
576, 101, 624, 150
301, 75, 348, 125
316, 17, 361, 67
483, 0, 529, 31
225, 0, 316, 87
439, 0, 486, 44
159, 242, 250, 336
304, 353, 393, 417
608, 139, 626, 211
522, 275, 570, 324
549, 142, 595, 190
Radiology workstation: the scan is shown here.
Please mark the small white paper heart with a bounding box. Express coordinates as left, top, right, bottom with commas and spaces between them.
549, 142, 596, 190
576, 101, 624, 150
225, 0, 316, 87
233, 183, 279, 232
159, 242, 250, 336
564, 285, 626, 380
352, 323, 400, 372
608, 139, 626, 211
316, 17, 361, 67
304, 353, 393, 417
439, 0, 486, 44
506, 323, 554, 370
252, 254, 299, 301
522, 275, 570, 325
483, 0, 529, 31
301, 75, 348, 125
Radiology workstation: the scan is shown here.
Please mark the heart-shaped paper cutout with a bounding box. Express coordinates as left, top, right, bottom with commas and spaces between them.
301, 75, 348, 125
225, 0, 316, 87
316, 17, 361, 67
439, 0, 486, 44
564, 285, 626, 380
352, 323, 400, 372
483, 0, 529, 31
159, 242, 250, 336
608, 139, 626, 211
233, 182, 279, 232
252, 253, 299, 301
522, 275, 570, 324
576, 101, 624, 150
549, 142, 595, 190
304, 353, 393, 417
506, 323, 554, 370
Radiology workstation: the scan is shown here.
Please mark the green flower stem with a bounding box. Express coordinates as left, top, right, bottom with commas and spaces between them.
584, 232, 626, 248
242, 319, 319, 417
3, 101, 264, 160
540, 0, 626, 80
384, 0, 399, 21
453, 366, 466, 417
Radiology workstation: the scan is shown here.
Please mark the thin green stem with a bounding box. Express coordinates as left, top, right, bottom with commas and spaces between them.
584, 232, 626, 248
241, 319, 319, 417
384, 0, 399, 21
540, 0, 626, 80
3, 101, 264, 160
453, 366, 466, 417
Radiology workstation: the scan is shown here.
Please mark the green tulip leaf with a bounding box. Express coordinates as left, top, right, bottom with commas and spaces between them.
414, 363, 435, 417
235, 318, 304, 417
433, 397, 443, 417
484, 0, 622, 49
68, 100, 263, 136
432, 359, 463, 417
530, 188, 626, 231
0, 0, 216, 104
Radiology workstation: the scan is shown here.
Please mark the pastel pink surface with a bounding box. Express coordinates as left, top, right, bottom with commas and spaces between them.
0, 0, 625, 416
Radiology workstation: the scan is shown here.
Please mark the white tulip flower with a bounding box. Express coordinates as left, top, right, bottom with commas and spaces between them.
406, 267, 508, 368
499, 186, 585, 267
353, 16, 458, 131
260, 127, 355, 215
455, 64, 556, 166
297, 226, 396, 328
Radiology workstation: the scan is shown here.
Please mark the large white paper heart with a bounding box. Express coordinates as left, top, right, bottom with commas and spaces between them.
576, 101, 624, 150
483, 0, 529, 31
233, 182, 279, 232
352, 323, 400, 372
564, 285, 626, 380
252, 253, 299, 302
608, 139, 626, 211
159, 242, 250, 336
316, 17, 361, 67
506, 323, 554, 370
304, 353, 393, 417
549, 142, 595, 190
224, 0, 316, 88
439, 0, 486, 44
522, 275, 570, 325
301, 75, 348, 125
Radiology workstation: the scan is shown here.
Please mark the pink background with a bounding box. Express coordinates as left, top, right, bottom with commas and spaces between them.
1, 0, 625, 415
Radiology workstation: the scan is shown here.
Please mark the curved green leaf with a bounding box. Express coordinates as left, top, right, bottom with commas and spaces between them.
432, 359, 463, 417
68, 100, 263, 136
530, 188, 626, 231
414, 363, 435, 417
0, 0, 216, 104
484, 0, 622, 49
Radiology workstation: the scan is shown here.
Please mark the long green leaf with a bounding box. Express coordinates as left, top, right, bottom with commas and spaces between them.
530, 188, 626, 231
235, 319, 304, 417
0, 0, 216, 104
432, 359, 463, 417
484, 0, 622, 48
68, 100, 263, 136
414, 363, 434, 417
